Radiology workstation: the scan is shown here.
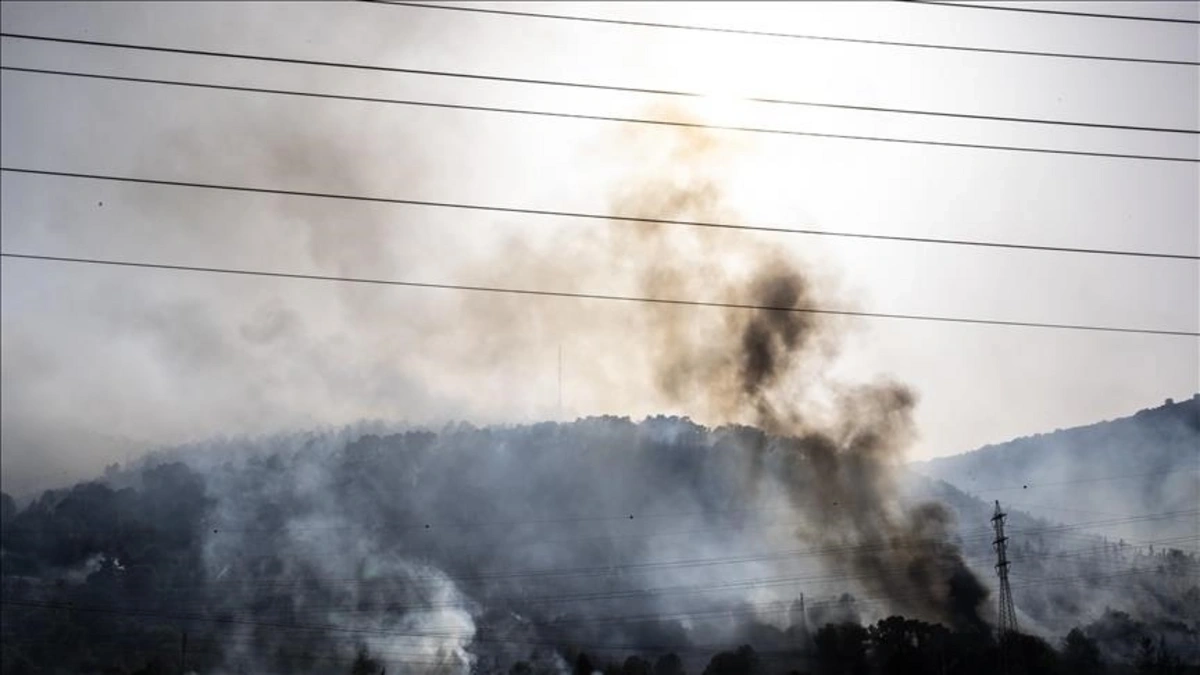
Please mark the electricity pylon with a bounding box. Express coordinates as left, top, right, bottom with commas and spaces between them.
992, 500, 1019, 636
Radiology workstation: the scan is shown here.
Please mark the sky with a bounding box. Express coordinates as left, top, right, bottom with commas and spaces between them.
1, 1, 1197, 494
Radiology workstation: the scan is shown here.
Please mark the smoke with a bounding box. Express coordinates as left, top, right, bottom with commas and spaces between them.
408, 107, 993, 631
3, 89, 995, 671
563, 115, 990, 631
447, 110, 992, 634
9, 421, 1199, 673
208, 505, 478, 672
92, 418, 988, 673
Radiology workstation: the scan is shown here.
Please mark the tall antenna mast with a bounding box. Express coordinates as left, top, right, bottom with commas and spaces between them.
992, 500, 1019, 636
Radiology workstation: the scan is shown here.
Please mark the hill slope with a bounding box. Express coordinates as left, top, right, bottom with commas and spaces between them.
911, 394, 1200, 543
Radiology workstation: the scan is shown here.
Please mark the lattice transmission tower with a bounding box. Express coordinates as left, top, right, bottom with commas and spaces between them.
992, 500, 1019, 636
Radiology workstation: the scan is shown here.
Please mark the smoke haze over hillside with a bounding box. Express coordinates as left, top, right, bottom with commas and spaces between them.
4, 416, 1197, 674
3, 4, 1198, 673
3, 109, 1002, 672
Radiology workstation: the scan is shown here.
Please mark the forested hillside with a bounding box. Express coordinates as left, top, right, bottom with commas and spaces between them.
3, 417, 1196, 674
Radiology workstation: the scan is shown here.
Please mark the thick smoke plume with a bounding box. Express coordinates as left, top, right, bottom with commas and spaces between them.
555, 116, 990, 632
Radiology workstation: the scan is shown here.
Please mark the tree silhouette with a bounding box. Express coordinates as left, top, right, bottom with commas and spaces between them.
653, 653, 685, 675
814, 622, 868, 675
348, 647, 381, 675
622, 655, 653, 675
702, 645, 760, 675
1062, 628, 1104, 673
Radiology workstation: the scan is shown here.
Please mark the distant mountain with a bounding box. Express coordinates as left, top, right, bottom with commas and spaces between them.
911, 394, 1200, 544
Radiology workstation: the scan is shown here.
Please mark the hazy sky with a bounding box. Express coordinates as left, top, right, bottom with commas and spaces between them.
2, 1, 1197, 494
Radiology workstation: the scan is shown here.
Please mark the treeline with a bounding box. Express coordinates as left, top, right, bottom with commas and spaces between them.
2, 463, 215, 675
544, 615, 1196, 675
3, 606, 1196, 675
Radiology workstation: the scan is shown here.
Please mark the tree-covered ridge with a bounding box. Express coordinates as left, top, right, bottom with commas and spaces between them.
2, 417, 1196, 674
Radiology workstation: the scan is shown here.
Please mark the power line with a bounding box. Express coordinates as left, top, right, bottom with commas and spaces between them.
228, 565, 967, 612
0, 635, 460, 671
0, 43, 1190, 138
4, 67, 1196, 167
17, 495, 1181, 561
10, 535, 1192, 617
1, 62, 1195, 163
23, 444, 1192, 539
4, 252, 1198, 337
0, 598, 821, 658
1006, 510, 1200, 538
74, 532, 1199, 597
6, 498, 1193, 655
0, 564, 1176, 666
123, 483, 1200, 538
1003, 500, 1197, 519
520, 567, 1197, 627
904, 1, 1200, 25
17, 506, 1191, 574
89, 559, 1158, 619
365, 1, 1200, 67
199, 472, 1199, 535
0, 566, 1174, 652
3, 167, 1197, 261
5, 529, 1193, 635
0, 522, 998, 584
963, 467, 1200, 494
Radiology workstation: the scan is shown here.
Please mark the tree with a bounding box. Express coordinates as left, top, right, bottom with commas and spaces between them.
1061, 628, 1104, 674
132, 656, 172, 675
0, 491, 15, 526
868, 616, 937, 675
1136, 636, 1158, 674
1137, 635, 1183, 675
702, 645, 760, 675
654, 653, 685, 675
349, 647, 381, 675
1001, 632, 1060, 675
813, 623, 868, 675
622, 655, 652, 675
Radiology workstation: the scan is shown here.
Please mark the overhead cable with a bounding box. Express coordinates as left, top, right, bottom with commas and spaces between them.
365, 1, 1200, 67
3, 252, 1197, 337
3, 168, 1196, 261
904, 0, 1200, 25
3, 65, 1195, 165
